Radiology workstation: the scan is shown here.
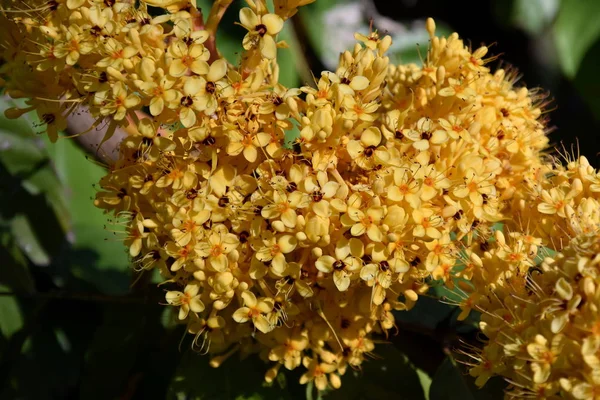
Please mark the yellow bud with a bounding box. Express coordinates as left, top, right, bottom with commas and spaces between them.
426, 18, 436, 38
4, 107, 31, 119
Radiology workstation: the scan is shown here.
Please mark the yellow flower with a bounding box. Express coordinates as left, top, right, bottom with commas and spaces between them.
139, 74, 179, 116
412, 208, 443, 239
261, 190, 308, 229
165, 281, 205, 320
346, 127, 388, 170
196, 224, 240, 272
96, 38, 138, 70
315, 238, 363, 291
54, 25, 94, 66
268, 328, 308, 370
404, 117, 448, 151
423, 233, 455, 272
232, 290, 274, 333
169, 207, 210, 247
254, 233, 298, 276
96, 81, 140, 121
342, 205, 385, 242
526, 334, 563, 384
167, 39, 210, 77
437, 77, 476, 101
239, 8, 284, 59
35, 103, 68, 143
299, 357, 339, 391
226, 129, 271, 162
453, 168, 496, 206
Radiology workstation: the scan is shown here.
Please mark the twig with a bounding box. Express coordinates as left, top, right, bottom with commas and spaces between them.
205, 0, 233, 37
204, 0, 233, 63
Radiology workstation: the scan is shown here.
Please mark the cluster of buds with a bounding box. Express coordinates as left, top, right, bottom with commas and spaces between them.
2, 0, 598, 396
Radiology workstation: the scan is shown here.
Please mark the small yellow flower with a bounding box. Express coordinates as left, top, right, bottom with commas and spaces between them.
254, 233, 298, 276
226, 129, 271, 162
404, 118, 448, 151
299, 357, 339, 391
165, 281, 205, 320
196, 224, 240, 272
232, 290, 274, 333
315, 238, 363, 291
239, 8, 284, 59
167, 39, 210, 77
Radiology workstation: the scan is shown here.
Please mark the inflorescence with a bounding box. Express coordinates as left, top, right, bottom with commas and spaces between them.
2, 0, 600, 397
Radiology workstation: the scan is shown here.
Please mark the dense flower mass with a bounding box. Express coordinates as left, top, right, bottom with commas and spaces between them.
461, 229, 600, 400
2, 0, 599, 396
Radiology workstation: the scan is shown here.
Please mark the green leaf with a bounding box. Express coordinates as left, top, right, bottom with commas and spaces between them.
0, 99, 70, 231
78, 304, 146, 400
0, 222, 35, 293
46, 138, 130, 295
0, 159, 67, 270
553, 0, 600, 78
0, 129, 47, 175
10, 214, 50, 267
1, 300, 99, 400
0, 285, 23, 339
277, 25, 301, 88
299, 0, 364, 69
574, 38, 600, 121
168, 349, 293, 400
324, 344, 427, 400
429, 357, 505, 400
395, 293, 455, 333
512, 0, 559, 35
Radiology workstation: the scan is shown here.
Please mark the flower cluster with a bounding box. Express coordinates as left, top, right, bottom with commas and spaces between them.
458, 228, 600, 399
445, 154, 600, 399
507, 155, 600, 249
3, 0, 596, 396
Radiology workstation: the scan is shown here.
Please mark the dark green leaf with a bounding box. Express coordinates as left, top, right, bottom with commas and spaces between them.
574, 38, 600, 121
0, 222, 35, 293
79, 304, 147, 400
168, 349, 293, 400
277, 25, 301, 88
553, 0, 600, 78
10, 214, 50, 266
395, 293, 455, 333
323, 344, 427, 400
0, 284, 23, 339
1, 298, 99, 400
512, 0, 557, 35
46, 138, 130, 295
429, 357, 505, 400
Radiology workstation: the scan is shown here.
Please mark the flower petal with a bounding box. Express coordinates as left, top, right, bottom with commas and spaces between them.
239, 8, 259, 30
263, 13, 284, 35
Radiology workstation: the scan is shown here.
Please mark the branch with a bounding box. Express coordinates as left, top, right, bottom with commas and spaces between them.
67, 107, 128, 165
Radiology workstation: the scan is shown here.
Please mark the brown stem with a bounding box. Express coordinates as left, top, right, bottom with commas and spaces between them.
67, 107, 128, 165
204, 0, 233, 63
205, 0, 233, 36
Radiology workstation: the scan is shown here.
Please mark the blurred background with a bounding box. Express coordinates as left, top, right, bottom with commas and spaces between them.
1, 0, 599, 399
